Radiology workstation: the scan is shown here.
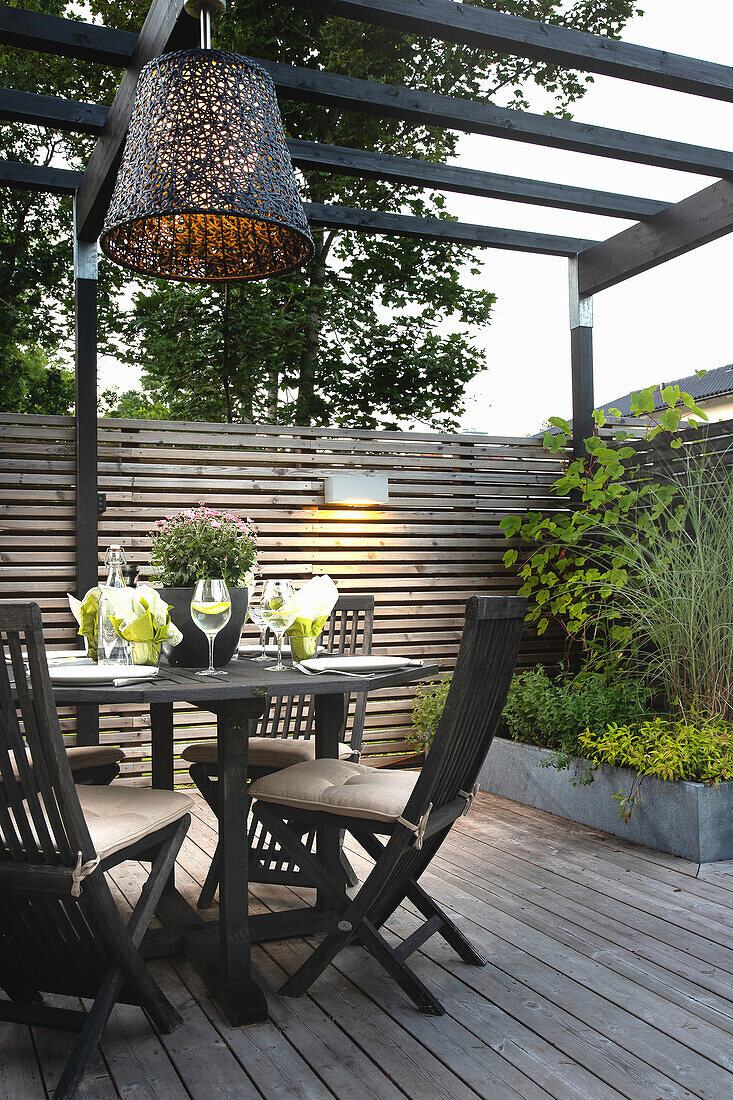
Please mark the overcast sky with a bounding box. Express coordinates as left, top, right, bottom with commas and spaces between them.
453, 0, 733, 436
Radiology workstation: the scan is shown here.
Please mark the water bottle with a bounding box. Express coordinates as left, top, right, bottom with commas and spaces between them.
98, 545, 133, 666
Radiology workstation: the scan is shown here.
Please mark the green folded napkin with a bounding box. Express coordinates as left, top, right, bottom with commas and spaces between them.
68, 585, 182, 664
283, 576, 340, 662
287, 614, 330, 662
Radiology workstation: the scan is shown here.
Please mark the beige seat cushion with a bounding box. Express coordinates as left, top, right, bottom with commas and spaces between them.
181, 737, 354, 769
76, 784, 194, 861
4, 745, 125, 782
66, 745, 125, 771
249, 759, 419, 824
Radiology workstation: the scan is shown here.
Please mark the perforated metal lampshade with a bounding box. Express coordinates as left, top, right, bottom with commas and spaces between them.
100, 49, 314, 282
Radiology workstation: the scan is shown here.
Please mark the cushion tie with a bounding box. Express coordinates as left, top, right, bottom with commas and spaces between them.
397, 802, 432, 850
458, 782, 480, 817
71, 851, 101, 897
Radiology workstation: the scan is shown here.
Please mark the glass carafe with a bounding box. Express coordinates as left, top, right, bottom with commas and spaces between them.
98, 545, 134, 666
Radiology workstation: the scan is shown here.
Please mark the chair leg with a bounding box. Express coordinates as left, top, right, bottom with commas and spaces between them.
358, 918, 445, 1016
254, 805, 445, 1013
197, 840, 221, 909
353, 829, 485, 966
91, 817, 189, 1034
188, 764, 224, 907
404, 879, 486, 966
339, 829, 359, 888
52, 966, 123, 1100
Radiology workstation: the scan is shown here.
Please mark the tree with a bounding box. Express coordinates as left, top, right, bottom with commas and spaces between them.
105, 0, 639, 428
0, 1, 124, 415
3, 344, 75, 415
2, 1, 642, 425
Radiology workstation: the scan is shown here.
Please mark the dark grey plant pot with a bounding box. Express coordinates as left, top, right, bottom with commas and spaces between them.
159, 586, 249, 668
479, 737, 733, 864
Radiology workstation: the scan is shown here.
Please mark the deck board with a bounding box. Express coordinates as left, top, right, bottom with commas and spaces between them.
2, 791, 733, 1100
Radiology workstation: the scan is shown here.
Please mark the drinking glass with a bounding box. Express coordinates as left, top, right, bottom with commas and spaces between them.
230, 574, 257, 661
247, 579, 270, 661
190, 578, 231, 677
261, 579, 296, 672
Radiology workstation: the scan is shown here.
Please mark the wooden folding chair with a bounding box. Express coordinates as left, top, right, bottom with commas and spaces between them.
182, 594, 374, 906
0, 602, 193, 1100
248, 595, 526, 1015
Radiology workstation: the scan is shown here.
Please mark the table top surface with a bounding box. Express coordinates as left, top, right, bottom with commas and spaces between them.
44, 657, 441, 705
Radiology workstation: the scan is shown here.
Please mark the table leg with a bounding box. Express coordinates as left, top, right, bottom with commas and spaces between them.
150, 702, 174, 790
216, 700, 268, 1025
314, 692, 348, 909
150, 702, 175, 892
76, 703, 100, 747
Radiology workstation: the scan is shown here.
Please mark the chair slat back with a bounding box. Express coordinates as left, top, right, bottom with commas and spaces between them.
0, 602, 95, 871
262, 594, 375, 753
400, 596, 526, 827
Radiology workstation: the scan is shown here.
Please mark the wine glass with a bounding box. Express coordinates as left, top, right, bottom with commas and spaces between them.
190, 578, 231, 677
247, 578, 270, 661
230, 573, 257, 662
261, 579, 296, 672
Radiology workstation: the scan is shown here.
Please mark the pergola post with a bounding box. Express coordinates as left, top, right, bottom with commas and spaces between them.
74, 203, 100, 746
569, 256, 594, 458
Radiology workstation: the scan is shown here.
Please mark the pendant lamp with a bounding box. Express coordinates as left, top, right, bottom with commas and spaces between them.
100, 1, 313, 282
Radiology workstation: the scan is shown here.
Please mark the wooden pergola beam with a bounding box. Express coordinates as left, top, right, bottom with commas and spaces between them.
8, 65, 733, 181
258, 61, 733, 178
7, 1, 733, 107
577, 179, 733, 296
0, 150, 661, 223
0, 4, 136, 66
74, 0, 190, 243
303, 203, 597, 256
0, 161, 81, 194
290, 0, 733, 103
289, 140, 667, 220
0, 87, 106, 134
0, 162, 598, 256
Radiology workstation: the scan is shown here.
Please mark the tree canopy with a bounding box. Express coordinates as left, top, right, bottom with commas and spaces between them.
1, 0, 641, 426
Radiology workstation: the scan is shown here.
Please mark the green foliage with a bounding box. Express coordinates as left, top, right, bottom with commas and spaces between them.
500, 384, 707, 659
149, 505, 258, 588
501, 666, 650, 778
596, 452, 733, 720
99, 388, 172, 421
0, 1, 125, 415
409, 676, 452, 751
579, 717, 733, 785
1, 344, 75, 414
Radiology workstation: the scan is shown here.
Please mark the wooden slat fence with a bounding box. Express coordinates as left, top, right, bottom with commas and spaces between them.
0, 412, 574, 784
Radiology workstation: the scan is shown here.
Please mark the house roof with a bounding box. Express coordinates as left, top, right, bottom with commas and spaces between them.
601, 364, 733, 418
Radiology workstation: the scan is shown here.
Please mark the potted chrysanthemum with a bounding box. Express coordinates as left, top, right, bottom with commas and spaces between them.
149, 504, 257, 667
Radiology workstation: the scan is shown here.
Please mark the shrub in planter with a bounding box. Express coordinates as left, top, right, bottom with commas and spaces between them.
579, 716, 733, 820
500, 666, 650, 779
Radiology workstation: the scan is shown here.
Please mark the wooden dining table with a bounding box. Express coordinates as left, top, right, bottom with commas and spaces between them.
48, 658, 439, 1025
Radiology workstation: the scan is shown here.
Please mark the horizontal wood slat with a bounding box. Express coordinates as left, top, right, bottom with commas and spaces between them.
0, 413, 570, 783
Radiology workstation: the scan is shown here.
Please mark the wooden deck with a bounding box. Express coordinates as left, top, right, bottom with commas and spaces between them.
3, 790, 733, 1100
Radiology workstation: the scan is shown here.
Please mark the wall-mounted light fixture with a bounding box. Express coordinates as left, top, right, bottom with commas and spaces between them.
324, 474, 389, 506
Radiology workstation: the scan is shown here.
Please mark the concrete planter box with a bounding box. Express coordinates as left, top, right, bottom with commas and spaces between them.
479, 737, 733, 864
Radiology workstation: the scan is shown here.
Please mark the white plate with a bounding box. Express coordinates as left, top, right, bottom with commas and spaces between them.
47, 651, 93, 666
301, 656, 423, 674
239, 644, 325, 657
49, 664, 159, 686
